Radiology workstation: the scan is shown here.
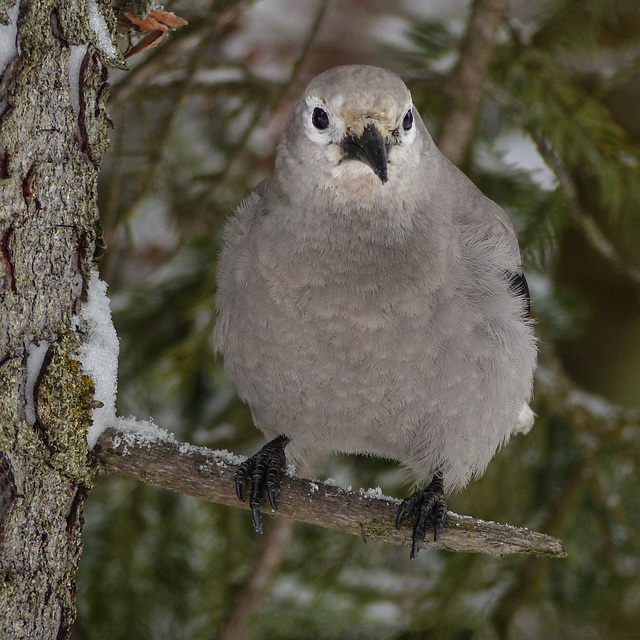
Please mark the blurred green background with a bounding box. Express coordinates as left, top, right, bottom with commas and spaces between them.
72, 1, 640, 638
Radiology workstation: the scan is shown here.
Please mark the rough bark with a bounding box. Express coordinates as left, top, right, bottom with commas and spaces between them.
95, 426, 567, 558
0, 1, 117, 637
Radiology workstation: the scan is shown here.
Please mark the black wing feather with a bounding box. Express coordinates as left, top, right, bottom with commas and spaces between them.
508, 271, 531, 319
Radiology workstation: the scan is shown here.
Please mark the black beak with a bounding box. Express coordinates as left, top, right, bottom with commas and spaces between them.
341, 124, 389, 183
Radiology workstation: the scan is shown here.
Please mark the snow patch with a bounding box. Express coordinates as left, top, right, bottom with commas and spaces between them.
0, 1, 19, 76
68, 44, 88, 115
109, 416, 183, 455
447, 510, 472, 520
319, 480, 399, 503
357, 486, 399, 503
86, 0, 119, 60
214, 448, 247, 467
177, 438, 247, 467
76, 271, 120, 448
112, 416, 248, 467
114, 415, 175, 447
25, 341, 50, 426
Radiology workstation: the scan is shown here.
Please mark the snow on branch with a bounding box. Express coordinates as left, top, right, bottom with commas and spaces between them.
94, 421, 566, 558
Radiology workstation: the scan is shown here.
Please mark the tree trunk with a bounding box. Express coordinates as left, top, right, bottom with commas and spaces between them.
0, 1, 118, 637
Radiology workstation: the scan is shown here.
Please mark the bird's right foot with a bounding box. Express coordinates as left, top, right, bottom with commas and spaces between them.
235, 434, 290, 533
395, 470, 447, 559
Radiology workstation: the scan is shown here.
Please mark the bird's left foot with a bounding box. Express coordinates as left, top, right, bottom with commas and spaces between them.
395, 470, 447, 559
235, 434, 290, 534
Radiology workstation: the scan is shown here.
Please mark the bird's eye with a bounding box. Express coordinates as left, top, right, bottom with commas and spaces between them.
402, 109, 413, 131
312, 107, 330, 130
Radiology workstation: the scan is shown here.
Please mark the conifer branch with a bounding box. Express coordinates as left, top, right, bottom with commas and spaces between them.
527, 130, 640, 286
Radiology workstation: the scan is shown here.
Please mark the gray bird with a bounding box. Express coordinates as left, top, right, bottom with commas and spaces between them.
214, 65, 537, 558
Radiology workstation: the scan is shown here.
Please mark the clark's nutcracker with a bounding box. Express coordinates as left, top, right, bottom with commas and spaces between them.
214, 65, 537, 558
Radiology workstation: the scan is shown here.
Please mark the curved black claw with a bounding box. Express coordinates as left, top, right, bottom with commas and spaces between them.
235, 434, 290, 534
396, 470, 447, 559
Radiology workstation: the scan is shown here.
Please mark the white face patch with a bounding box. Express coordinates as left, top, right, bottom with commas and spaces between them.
398, 108, 417, 146
302, 95, 346, 145
301, 93, 419, 189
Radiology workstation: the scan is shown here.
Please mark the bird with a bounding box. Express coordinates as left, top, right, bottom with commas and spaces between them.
214, 64, 537, 558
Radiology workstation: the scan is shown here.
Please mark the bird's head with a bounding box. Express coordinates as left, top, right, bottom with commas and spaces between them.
279, 65, 429, 203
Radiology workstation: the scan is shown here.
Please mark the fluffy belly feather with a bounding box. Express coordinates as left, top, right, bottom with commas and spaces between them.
221, 270, 533, 490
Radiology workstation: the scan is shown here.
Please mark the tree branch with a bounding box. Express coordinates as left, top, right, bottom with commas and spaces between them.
94, 424, 566, 558
527, 129, 640, 287
485, 80, 640, 287
220, 517, 294, 640
437, 0, 508, 165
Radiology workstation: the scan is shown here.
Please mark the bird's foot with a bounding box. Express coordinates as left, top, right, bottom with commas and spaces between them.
395, 470, 447, 559
235, 434, 290, 533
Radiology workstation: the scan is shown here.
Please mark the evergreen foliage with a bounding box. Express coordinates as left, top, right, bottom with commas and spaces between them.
73, 1, 640, 638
